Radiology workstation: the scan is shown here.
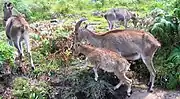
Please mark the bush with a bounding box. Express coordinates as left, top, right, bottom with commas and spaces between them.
155, 46, 180, 89
11, 0, 51, 21
150, 15, 179, 46
12, 77, 50, 99
12, 0, 32, 19
58, 67, 117, 99
173, 8, 180, 19
0, 40, 15, 72
165, 46, 180, 89
149, 6, 180, 90
51, 0, 75, 15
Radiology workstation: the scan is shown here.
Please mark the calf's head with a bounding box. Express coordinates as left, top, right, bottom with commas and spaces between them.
72, 43, 86, 60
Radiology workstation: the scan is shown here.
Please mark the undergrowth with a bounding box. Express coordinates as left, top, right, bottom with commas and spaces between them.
12, 77, 50, 98
0, 40, 15, 73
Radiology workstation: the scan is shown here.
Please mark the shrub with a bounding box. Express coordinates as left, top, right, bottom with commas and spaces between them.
150, 7, 180, 90
12, 77, 50, 99
12, 0, 32, 19
58, 67, 117, 99
155, 46, 180, 89
0, 40, 15, 72
173, 8, 180, 19
150, 15, 178, 46
50, 0, 76, 15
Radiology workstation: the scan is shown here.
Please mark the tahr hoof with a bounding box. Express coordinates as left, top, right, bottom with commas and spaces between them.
31, 66, 35, 70
147, 88, 153, 93
127, 90, 132, 97
113, 87, 117, 90
130, 90, 133, 94
94, 78, 98, 81
147, 82, 153, 92
127, 91, 132, 97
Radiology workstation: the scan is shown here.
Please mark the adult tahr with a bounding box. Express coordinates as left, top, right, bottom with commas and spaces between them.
74, 18, 161, 92
3, 2, 35, 70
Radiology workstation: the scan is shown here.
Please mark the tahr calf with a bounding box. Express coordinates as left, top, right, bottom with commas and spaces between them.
74, 18, 161, 92
3, 2, 35, 69
74, 43, 132, 96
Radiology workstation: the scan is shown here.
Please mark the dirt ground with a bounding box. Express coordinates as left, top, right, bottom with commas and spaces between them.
127, 88, 180, 99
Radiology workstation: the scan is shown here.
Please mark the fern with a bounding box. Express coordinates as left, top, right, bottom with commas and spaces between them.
163, 46, 180, 89
150, 15, 179, 45
150, 8, 180, 89
167, 46, 180, 65
150, 8, 166, 18
173, 0, 180, 19
150, 21, 169, 45
166, 73, 179, 89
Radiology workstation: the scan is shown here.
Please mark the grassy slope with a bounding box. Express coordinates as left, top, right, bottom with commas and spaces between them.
0, 0, 179, 98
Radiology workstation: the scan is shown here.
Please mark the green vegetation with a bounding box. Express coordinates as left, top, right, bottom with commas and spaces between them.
57, 67, 115, 99
0, 0, 179, 98
149, 2, 180, 89
12, 77, 49, 99
0, 39, 15, 72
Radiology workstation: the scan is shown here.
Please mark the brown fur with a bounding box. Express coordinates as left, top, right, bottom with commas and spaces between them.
74, 44, 132, 96
97, 29, 145, 36
3, 2, 35, 70
74, 19, 161, 92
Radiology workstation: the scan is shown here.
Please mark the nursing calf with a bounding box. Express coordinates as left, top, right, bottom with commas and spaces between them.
74, 44, 132, 96
74, 18, 161, 92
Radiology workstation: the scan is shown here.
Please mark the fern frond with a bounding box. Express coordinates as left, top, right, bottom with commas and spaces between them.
167, 46, 180, 65
173, 8, 180, 19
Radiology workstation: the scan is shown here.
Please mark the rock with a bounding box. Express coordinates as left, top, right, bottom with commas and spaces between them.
92, 11, 104, 17
50, 19, 59, 23
50, 76, 61, 86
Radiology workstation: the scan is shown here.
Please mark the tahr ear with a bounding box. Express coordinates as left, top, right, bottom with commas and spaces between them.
77, 42, 81, 46
10, 4, 13, 10
132, 12, 137, 17
4, 2, 8, 9
7, 2, 13, 9
7, 2, 12, 7
77, 44, 80, 47
84, 24, 88, 29
75, 42, 81, 47
75, 31, 78, 35
4, 2, 7, 6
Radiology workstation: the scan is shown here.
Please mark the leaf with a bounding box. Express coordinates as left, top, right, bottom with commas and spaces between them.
167, 74, 179, 89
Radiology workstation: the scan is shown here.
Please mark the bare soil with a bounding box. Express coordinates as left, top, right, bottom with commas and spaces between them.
128, 88, 180, 99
